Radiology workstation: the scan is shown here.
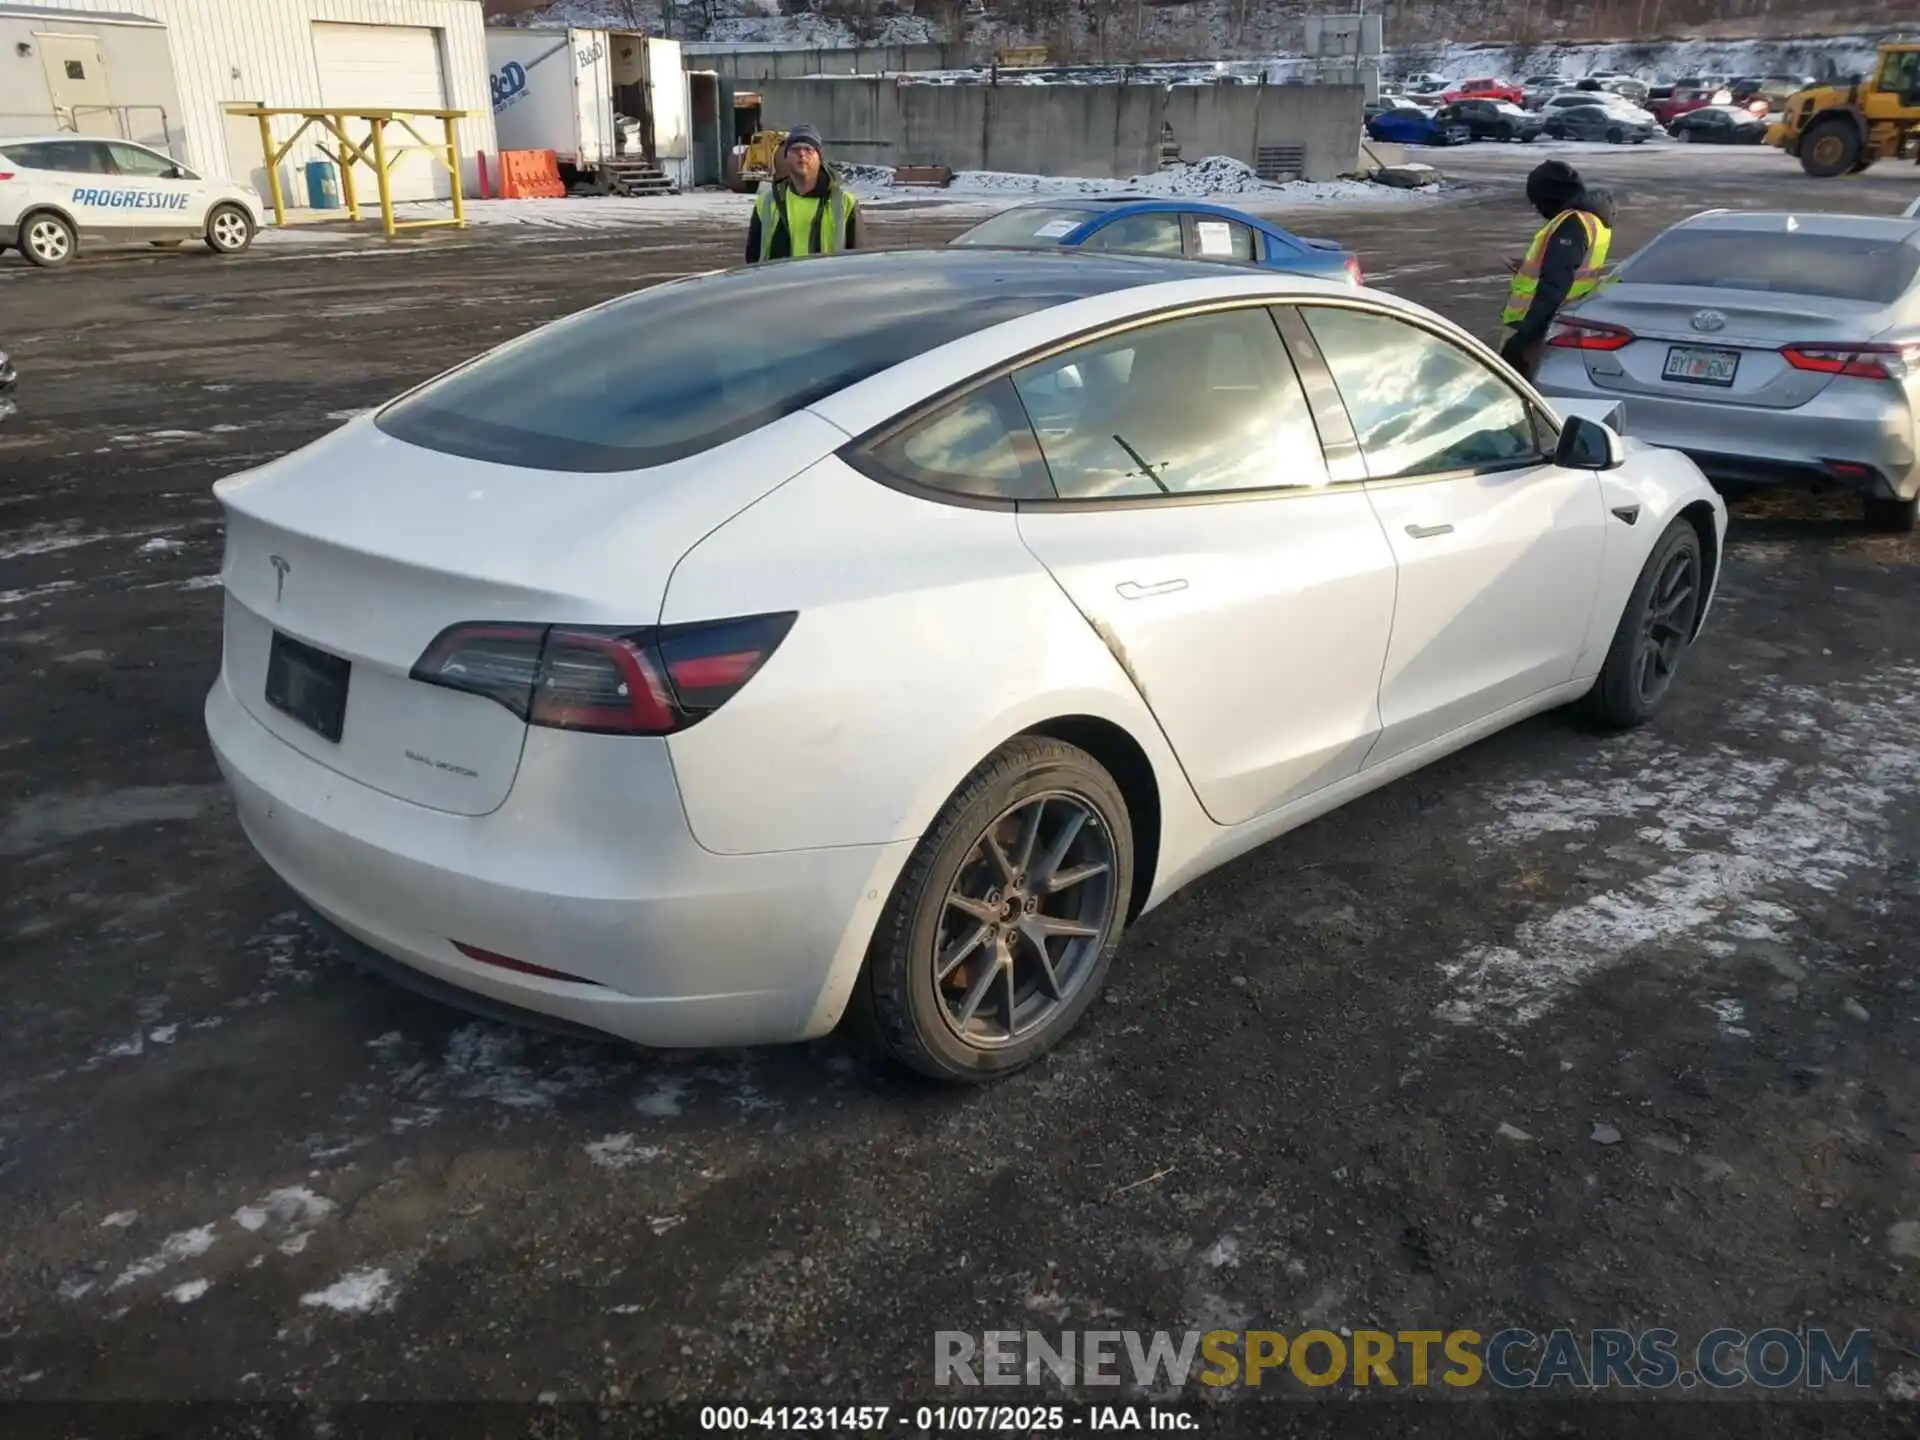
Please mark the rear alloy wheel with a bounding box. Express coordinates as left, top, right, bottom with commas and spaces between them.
860, 737, 1133, 1082
1863, 495, 1919, 533
205, 203, 255, 255
1799, 117, 1861, 177
19, 211, 75, 268
1585, 519, 1705, 728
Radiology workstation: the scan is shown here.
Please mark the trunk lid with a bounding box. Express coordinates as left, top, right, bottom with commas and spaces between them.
213, 413, 841, 815
1563, 284, 1891, 411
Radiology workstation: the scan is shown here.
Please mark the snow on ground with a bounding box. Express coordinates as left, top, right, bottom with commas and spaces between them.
386, 160, 1448, 234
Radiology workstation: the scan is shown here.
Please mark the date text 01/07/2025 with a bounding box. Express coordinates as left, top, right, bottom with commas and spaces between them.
699, 1405, 1200, 1432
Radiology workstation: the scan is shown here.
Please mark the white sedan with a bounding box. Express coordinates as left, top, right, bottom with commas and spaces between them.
0, 134, 260, 268
204, 250, 1727, 1082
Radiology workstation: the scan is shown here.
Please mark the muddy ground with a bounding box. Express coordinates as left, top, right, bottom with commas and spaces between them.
1, 143, 1918, 1430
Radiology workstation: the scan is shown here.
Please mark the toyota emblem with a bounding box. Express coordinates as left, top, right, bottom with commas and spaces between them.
1690, 310, 1727, 333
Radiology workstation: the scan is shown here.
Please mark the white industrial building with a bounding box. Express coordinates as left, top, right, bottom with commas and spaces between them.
0, 0, 498, 202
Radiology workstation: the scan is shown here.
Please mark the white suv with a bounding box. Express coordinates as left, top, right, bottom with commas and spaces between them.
0, 135, 262, 269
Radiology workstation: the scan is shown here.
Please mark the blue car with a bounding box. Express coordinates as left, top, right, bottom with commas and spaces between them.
948, 197, 1363, 285
1365, 107, 1473, 147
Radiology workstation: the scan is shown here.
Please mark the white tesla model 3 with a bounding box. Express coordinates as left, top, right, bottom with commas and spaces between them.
205, 249, 1727, 1082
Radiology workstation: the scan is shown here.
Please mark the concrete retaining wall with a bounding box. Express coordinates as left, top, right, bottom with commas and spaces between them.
755, 78, 1363, 182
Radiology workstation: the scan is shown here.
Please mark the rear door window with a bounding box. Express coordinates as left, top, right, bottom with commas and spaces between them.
36, 140, 112, 173
1011, 307, 1329, 499
1621, 229, 1920, 303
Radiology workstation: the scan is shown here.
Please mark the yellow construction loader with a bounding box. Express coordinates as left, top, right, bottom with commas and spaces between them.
731, 129, 788, 191
1766, 40, 1920, 176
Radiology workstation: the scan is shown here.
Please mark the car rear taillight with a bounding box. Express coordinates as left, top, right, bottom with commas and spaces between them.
0, 172, 14, 182
1344, 255, 1365, 287
409, 611, 796, 736
1781, 343, 1920, 382
1547, 317, 1634, 351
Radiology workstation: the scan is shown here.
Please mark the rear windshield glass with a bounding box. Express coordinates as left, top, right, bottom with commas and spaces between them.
951, 207, 1100, 248
1620, 229, 1920, 303
375, 262, 1091, 471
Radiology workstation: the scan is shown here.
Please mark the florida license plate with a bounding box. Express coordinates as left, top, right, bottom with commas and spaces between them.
265, 631, 350, 743
1663, 345, 1740, 387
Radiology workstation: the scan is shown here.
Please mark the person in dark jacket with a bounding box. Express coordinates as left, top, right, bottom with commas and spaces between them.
1499, 160, 1617, 380
743, 124, 860, 264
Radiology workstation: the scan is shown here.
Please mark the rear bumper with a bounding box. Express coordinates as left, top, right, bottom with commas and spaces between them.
205, 668, 915, 1048
1535, 359, 1920, 500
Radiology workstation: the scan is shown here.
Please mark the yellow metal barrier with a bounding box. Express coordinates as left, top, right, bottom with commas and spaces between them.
221, 105, 469, 239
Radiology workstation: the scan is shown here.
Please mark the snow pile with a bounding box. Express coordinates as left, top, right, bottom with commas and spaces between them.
1136, 155, 1272, 196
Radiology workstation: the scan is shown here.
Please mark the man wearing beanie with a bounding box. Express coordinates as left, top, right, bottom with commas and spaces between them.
1500, 159, 1616, 380
743, 124, 859, 264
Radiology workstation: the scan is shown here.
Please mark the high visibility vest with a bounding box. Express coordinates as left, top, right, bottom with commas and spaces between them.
755, 180, 855, 259
1501, 210, 1612, 325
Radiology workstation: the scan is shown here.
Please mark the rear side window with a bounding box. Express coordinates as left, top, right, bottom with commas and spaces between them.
1620, 229, 1920, 303
1189, 216, 1254, 262
3, 141, 106, 172
863, 376, 1054, 501
376, 267, 1093, 472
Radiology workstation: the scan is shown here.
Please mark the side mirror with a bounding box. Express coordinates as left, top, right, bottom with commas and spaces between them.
1554, 414, 1625, 471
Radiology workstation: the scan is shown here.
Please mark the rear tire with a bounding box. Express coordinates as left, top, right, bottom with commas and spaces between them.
860, 736, 1134, 1083
1863, 495, 1918, 533
204, 203, 255, 255
1584, 519, 1705, 729
1799, 116, 1861, 177
18, 211, 75, 268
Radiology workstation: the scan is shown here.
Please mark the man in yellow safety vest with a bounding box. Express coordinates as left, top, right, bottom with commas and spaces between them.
744, 125, 859, 264
1499, 159, 1616, 381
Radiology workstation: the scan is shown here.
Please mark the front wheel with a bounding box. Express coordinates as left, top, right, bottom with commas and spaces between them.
205, 203, 255, 255
1584, 519, 1705, 728
1607, 127, 1625, 144
859, 737, 1134, 1082
1799, 116, 1861, 177
1864, 494, 1918, 533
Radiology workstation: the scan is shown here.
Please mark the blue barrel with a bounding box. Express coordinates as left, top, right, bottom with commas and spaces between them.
304, 159, 341, 210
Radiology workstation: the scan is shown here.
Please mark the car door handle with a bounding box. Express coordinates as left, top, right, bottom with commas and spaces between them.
1404, 523, 1454, 539
1115, 578, 1189, 600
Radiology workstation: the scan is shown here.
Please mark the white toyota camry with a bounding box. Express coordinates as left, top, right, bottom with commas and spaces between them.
205, 249, 1727, 1082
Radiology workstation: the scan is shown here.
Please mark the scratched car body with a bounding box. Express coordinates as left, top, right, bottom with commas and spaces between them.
204, 248, 1726, 1083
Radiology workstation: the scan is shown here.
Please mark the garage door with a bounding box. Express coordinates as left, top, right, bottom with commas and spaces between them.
311, 22, 448, 203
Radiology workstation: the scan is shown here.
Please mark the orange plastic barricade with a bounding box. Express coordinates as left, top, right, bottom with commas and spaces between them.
497, 149, 565, 199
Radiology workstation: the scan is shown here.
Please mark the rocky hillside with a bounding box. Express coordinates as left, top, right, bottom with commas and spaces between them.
490, 0, 1912, 64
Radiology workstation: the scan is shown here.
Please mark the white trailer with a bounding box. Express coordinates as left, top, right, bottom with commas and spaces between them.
485, 26, 691, 194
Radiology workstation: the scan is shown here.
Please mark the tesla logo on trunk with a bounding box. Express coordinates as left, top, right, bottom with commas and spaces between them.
269, 554, 289, 604
1691, 310, 1727, 332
